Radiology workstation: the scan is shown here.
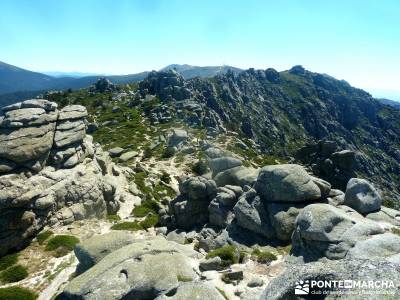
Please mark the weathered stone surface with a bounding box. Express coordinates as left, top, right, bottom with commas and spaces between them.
255, 164, 330, 202
199, 256, 222, 271
365, 206, 400, 226
0, 122, 56, 163
266, 202, 307, 241
209, 157, 242, 175
54, 119, 86, 148
214, 166, 259, 187
291, 204, 385, 261
75, 232, 137, 274
108, 147, 125, 157
0, 142, 129, 256
261, 259, 400, 300
2, 108, 58, 127
344, 178, 382, 214
1, 99, 57, 112
168, 129, 188, 147
119, 151, 138, 162
347, 232, 400, 262
58, 237, 198, 300
155, 282, 225, 300
233, 189, 275, 239
58, 105, 88, 121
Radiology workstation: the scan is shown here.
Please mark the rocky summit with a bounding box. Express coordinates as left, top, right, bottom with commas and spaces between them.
0, 67, 400, 300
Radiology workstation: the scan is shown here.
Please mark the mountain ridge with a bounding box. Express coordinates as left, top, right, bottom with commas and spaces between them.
0, 61, 241, 99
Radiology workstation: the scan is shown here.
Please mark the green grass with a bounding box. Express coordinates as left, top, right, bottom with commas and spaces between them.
111, 221, 143, 231
277, 244, 292, 255
45, 235, 80, 253
140, 214, 159, 229
36, 230, 53, 245
0, 286, 37, 300
111, 214, 160, 231
251, 248, 278, 263
176, 274, 192, 282
131, 199, 159, 217
107, 214, 121, 222
0, 253, 18, 271
0, 265, 28, 283
206, 245, 239, 267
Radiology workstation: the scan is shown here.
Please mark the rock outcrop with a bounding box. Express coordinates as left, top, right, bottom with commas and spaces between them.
168, 176, 217, 229
0, 99, 133, 256
291, 203, 400, 262
344, 178, 382, 214
57, 237, 200, 300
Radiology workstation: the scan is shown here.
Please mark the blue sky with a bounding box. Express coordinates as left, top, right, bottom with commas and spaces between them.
1, 0, 399, 99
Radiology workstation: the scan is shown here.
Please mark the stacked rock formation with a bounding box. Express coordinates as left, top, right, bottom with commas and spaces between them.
0, 99, 133, 256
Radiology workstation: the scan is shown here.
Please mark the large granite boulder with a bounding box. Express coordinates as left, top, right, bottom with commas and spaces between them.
0, 99, 58, 172
295, 140, 357, 191
266, 202, 307, 241
168, 129, 188, 148
233, 189, 275, 239
261, 259, 400, 300
155, 282, 225, 300
214, 165, 259, 187
365, 206, 400, 226
208, 185, 242, 228
346, 232, 400, 263
169, 176, 217, 229
209, 156, 242, 176
291, 204, 385, 261
255, 164, 331, 202
74, 232, 137, 274
58, 237, 199, 300
344, 178, 382, 214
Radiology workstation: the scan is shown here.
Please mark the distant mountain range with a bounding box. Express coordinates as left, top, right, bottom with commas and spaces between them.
2, 60, 400, 110
0, 61, 242, 99
41, 71, 107, 78
377, 98, 400, 109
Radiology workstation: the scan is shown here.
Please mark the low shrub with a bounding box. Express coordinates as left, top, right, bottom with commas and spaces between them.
191, 160, 208, 175
111, 221, 142, 231
161, 147, 176, 159
206, 245, 239, 266
0, 253, 18, 271
251, 248, 278, 263
36, 230, 54, 245
131, 199, 159, 217
176, 274, 192, 282
0, 286, 37, 300
140, 214, 159, 229
45, 235, 80, 253
160, 171, 171, 183
0, 265, 28, 283
107, 214, 121, 222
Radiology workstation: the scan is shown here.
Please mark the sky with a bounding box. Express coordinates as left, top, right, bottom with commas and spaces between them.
1, 0, 400, 100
